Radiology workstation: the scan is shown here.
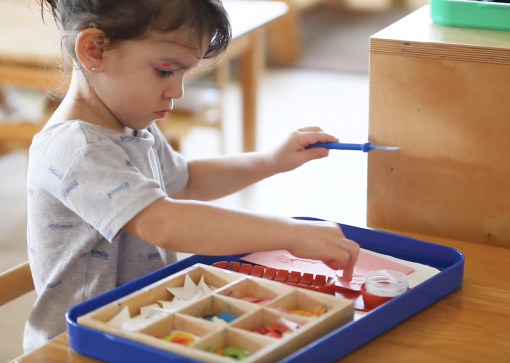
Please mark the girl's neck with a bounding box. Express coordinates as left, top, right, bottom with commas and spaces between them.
46, 70, 133, 135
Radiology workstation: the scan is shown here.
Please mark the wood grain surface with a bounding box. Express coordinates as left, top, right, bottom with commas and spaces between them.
367, 7, 510, 248
0, 262, 34, 308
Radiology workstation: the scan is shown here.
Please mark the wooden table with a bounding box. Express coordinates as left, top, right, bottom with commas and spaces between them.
11, 231, 510, 362
0, 0, 288, 152
367, 6, 510, 248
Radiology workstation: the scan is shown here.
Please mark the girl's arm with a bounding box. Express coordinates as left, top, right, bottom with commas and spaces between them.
128, 126, 360, 280
171, 127, 338, 201
123, 197, 359, 281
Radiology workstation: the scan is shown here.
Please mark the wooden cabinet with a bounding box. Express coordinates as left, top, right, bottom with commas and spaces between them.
367, 6, 510, 248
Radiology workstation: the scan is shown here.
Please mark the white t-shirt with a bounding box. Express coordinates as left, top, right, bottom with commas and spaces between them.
24, 120, 188, 352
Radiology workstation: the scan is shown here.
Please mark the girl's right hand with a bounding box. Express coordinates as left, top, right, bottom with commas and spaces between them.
287, 220, 360, 282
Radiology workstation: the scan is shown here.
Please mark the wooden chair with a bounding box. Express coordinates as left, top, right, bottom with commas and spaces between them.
0, 62, 228, 156
0, 88, 55, 157
0, 261, 34, 308
0, 262, 35, 362
0, 262, 46, 363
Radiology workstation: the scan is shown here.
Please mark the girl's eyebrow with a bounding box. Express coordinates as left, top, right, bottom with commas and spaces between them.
157, 57, 199, 70
152, 61, 175, 68
160, 57, 200, 69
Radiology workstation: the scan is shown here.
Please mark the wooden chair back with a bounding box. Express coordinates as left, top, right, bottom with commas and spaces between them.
0, 261, 34, 307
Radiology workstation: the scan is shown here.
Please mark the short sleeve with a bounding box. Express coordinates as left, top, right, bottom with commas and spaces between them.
57, 140, 167, 242
148, 124, 189, 195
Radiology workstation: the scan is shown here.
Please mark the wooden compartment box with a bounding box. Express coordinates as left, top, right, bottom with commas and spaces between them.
77, 264, 354, 363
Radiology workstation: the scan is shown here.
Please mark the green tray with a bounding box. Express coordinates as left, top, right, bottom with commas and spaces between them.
430, 0, 510, 31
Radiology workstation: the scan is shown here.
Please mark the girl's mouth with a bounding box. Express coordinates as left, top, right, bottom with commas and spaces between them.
154, 110, 170, 118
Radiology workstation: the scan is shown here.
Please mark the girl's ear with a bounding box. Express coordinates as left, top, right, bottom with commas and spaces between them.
75, 28, 107, 72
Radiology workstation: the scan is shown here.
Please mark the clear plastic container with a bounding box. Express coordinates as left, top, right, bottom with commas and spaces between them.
365, 270, 409, 297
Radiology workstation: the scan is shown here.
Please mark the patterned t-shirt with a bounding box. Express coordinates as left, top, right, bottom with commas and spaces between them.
24, 120, 188, 352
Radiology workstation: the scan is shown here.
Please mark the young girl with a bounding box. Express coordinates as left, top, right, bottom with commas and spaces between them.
25, 0, 360, 352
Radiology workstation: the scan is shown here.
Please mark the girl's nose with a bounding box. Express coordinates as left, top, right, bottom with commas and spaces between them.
163, 81, 184, 100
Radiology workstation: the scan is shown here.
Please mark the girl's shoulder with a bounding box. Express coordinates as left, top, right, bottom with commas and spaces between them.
27, 121, 116, 191
28, 120, 124, 172
33, 120, 121, 147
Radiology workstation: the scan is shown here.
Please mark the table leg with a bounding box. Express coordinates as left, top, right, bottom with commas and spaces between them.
0, 88, 7, 156
267, 1, 301, 65
213, 60, 230, 154
0, 87, 7, 106
239, 28, 265, 153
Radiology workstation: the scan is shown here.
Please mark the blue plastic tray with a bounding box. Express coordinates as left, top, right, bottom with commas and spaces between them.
66, 217, 464, 363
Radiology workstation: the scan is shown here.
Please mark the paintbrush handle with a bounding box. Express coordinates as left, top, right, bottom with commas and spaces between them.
307, 142, 372, 152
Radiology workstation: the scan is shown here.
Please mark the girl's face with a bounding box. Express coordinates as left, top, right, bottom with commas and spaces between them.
89, 29, 207, 131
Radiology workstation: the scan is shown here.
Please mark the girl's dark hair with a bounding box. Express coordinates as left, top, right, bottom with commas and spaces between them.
38, 0, 231, 66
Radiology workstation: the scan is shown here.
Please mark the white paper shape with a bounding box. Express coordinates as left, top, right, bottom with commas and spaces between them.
198, 276, 214, 295
107, 306, 130, 328
189, 292, 202, 303
120, 311, 169, 331
210, 316, 229, 326
122, 314, 153, 331
279, 317, 302, 332
121, 316, 150, 331
184, 274, 199, 300
158, 298, 186, 311
140, 303, 162, 318
166, 286, 186, 300
108, 303, 170, 331
166, 274, 199, 301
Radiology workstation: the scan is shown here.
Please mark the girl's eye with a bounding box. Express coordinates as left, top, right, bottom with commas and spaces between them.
155, 69, 175, 78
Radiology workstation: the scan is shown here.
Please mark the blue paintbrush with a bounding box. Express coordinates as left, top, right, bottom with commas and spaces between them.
307, 142, 400, 152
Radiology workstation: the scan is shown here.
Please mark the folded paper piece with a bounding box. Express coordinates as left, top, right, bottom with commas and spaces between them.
241, 249, 415, 283
158, 298, 196, 311
204, 312, 238, 324
278, 317, 303, 332
210, 346, 250, 360
121, 311, 169, 332
167, 274, 199, 301
107, 305, 170, 331
162, 275, 218, 312
250, 323, 290, 338
160, 331, 198, 346
140, 303, 162, 318
107, 306, 130, 328
107, 274, 218, 331
198, 276, 215, 295
210, 316, 230, 326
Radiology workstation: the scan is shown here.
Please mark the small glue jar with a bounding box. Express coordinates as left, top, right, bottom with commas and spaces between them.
361, 269, 409, 310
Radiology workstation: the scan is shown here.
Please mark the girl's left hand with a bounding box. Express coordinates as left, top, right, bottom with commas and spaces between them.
267, 126, 339, 173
